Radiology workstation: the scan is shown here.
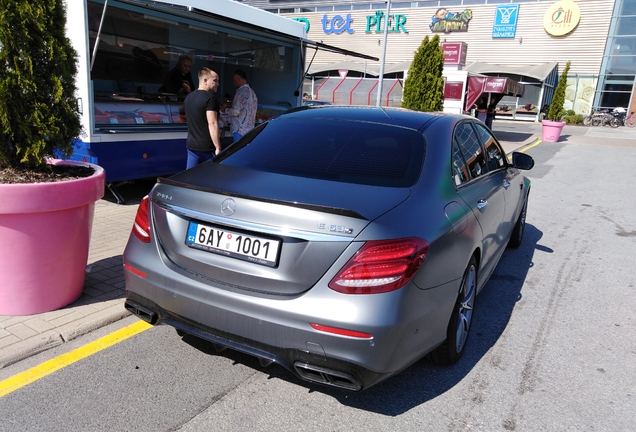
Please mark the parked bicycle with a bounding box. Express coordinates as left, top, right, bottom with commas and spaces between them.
616, 108, 636, 127
583, 108, 622, 128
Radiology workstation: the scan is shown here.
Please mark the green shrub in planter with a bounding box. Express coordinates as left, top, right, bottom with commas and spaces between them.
0, 0, 82, 170
547, 61, 571, 122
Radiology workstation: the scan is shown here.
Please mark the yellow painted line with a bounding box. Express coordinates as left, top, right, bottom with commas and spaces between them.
520, 138, 542, 152
0, 320, 152, 398
507, 138, 541, 161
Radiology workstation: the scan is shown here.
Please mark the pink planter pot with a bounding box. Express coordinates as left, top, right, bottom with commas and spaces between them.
541, 119, 566, 143
0, 160, 105, 315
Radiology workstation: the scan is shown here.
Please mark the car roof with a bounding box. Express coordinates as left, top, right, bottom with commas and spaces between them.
276, 105, 457, 131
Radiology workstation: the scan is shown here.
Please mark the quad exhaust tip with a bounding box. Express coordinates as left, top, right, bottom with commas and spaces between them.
294, 362, 361, 391
124, 300, 157, 324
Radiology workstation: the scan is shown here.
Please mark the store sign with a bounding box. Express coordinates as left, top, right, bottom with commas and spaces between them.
292, 17, 310, 33
485, 78, 507, 92
444, 82, 464, 100
430, 9, 473, 33
365, 11, 409, 34
322, 14, 354, 34
441, 42, 467, 66
543, 0, 580, 36
492, 5, 519, 38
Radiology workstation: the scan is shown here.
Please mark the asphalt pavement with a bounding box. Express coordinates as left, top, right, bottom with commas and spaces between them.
1, 120, 634, 369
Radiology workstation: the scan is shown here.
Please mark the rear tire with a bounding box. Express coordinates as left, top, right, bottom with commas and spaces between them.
582, 115, 593, 126
429, 257, 477, 365
610, 117, 621, 128
508, 195, 528, 248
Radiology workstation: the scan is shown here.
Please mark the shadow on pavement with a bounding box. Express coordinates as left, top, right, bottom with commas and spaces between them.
494, 130, 534, 145
102, 177, 158, 205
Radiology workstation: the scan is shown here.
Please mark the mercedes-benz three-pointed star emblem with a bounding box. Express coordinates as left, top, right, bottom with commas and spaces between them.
221, 198, 236, 216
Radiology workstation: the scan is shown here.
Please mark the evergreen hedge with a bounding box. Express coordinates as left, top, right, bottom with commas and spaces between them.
0, 0, 82, 169
546, 61, 571, 122
402, 35, 444, 112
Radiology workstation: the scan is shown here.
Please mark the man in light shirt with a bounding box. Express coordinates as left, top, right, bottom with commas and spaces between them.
225, 69, 258, 142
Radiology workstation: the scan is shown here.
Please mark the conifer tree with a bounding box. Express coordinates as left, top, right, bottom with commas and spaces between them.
401, 35, 444, 112
547, 61, 571, 121
0, 0, 82, 169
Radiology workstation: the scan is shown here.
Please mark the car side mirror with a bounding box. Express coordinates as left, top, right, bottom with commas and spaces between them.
511, 152, 534, 170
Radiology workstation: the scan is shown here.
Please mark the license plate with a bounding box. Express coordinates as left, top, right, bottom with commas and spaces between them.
186, 222, 280, 267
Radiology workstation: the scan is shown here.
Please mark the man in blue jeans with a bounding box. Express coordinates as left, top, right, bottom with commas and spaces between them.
183, 68, 222, 169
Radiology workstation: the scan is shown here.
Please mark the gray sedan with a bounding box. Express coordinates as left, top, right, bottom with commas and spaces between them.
123, 106, 533, 391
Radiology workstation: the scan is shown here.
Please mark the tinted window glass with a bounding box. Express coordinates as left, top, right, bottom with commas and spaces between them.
454, 122, 487, 178
217, 118, 426, 187
474, 123, 506, 171
451, 140, 470, 186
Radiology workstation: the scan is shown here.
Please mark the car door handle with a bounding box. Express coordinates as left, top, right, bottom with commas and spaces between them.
477, 199, 488, 211
503, 180, 511, 189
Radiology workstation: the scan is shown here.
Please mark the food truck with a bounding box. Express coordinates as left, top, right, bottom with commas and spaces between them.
65, 0, 376, 198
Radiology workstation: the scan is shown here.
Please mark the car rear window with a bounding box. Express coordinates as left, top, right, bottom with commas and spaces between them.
216, 118, 426, 187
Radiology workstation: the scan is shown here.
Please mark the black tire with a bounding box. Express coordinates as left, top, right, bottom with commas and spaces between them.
582, 115, 593, 126
508, 195, 528, 248
429, 256, 477, 365
610, 117, 621, 128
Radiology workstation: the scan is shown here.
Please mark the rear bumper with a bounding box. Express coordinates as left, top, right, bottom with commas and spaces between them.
123, 235, 457, 391
125, 291, 392, 391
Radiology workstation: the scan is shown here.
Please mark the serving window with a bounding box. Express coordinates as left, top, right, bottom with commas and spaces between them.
88, 0, 299, 132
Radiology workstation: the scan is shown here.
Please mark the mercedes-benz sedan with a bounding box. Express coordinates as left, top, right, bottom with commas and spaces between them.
123, 106, 533, 391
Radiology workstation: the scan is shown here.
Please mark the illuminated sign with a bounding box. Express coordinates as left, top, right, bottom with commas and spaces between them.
322, 14, 354, 34
365, 11, 408, 34
492, 5, 519, 38
543, 0, 580, 36
430, 9, 473, 33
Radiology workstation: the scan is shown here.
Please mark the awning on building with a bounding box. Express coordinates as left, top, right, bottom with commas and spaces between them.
465, 76, 525, 113
464, 61, 558, 82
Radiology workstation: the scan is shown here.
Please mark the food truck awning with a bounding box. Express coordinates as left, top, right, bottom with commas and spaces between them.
465, 76, 524, 113
116, 0, 378, 62
307, 61, 381, 76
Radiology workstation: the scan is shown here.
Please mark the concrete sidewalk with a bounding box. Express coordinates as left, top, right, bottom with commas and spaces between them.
1, 121, 632, 369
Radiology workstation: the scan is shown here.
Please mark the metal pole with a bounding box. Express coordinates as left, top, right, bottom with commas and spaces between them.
90, 0, 109, 72
375, 0, 392, 107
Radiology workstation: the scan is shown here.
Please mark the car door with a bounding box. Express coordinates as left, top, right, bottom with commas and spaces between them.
473, 122, 522, 237
453, 121, 506, 276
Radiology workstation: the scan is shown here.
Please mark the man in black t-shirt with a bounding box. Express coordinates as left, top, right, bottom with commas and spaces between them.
183, 68, 222, 169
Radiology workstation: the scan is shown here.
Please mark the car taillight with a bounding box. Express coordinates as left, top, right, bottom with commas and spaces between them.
328, 237, 429, 294
132, 196, 151, 243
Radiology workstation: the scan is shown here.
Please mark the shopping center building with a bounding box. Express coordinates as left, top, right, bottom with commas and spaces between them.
238, 0, 635, 116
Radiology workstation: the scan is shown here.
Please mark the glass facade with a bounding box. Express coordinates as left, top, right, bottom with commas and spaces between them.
597, 0, 636, 109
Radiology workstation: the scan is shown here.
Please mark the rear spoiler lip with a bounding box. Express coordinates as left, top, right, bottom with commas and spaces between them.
156, 176, 368, 220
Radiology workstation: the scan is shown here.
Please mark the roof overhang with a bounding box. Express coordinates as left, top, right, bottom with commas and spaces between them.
303, 41, 379, 62
464, 61, 559, 82
133, 0, 306, 38
116, 0, 377, 63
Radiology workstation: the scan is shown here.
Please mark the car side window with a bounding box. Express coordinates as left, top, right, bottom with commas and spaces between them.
474, 123, 506, 171
451, 140, 470, 186
454, 122, 487, 179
